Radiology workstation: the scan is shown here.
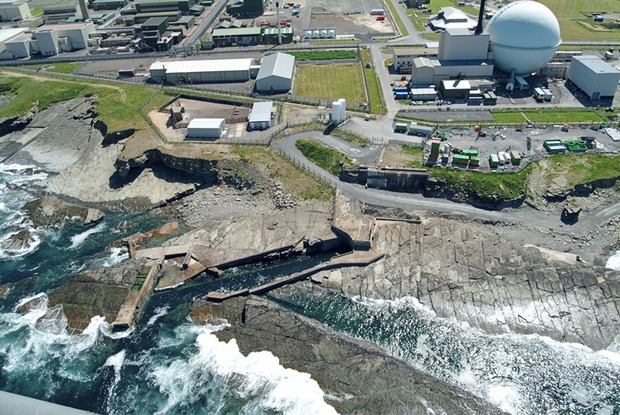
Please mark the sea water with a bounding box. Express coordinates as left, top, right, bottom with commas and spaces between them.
1, 164, 620, 415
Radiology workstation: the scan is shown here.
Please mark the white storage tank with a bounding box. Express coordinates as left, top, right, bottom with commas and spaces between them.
332, 102, 343, 123
338, 98, 347, 121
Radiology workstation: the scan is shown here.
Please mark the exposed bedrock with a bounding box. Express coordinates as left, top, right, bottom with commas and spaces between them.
314, 217, 620, 350
191, 296, 505, 415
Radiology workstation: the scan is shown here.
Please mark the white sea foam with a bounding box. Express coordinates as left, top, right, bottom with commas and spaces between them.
0, 227, 42, 260
487, 383, 523, 415
352, 295, 436, 316
104, 350, 126, 386
150, 325, 338, 415
606, 251, 620, 271
147, 306, 170, 327
69, 222, 106, 249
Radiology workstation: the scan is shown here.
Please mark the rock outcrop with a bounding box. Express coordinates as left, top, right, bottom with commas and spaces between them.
22, 195, 104, 227
192, 296, 505, 415
315, 217, 620, 350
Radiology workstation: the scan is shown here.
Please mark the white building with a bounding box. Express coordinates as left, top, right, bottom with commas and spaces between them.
412, 57, 493, 85
149, 58, 254, 84
392, 47, 437, 74
2, 22, 95, 57
567, 55, 620, 100
187, 118, 227, 139
438, 28, 489, 61
0, 0, 31, 22
248, 101, 273, 131
428, 7, 477, 31
255, 52, 295, 93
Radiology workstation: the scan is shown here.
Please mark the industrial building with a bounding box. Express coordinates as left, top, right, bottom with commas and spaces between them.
248, 101, 274, 130
0, 0, 31, 22
187, 118, 227, 139
91, 0, 127, 10
567, 55, 620, 100
438, 28, 488, 61
226, 0, 266, 16
149, 58, 255, 83
3, 22, 95, 57
135, 0, 198, 15
255, 52, 295, 93
392, 47, 437, 74
427, 7, 476, 31
211, 27, 262, 47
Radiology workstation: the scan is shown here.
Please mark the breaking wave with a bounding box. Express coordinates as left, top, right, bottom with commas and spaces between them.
69, 222, 106, 249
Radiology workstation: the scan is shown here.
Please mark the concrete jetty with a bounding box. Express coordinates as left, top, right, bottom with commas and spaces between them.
206, 250, 384, 302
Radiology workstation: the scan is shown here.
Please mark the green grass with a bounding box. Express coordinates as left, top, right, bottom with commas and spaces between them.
289, 50, 357, 61
295, 139, 352, 175
331, 128, 371, 146
402, 145, 423, 168
538, 0, 620, 41
491, 109, 607, 124
23, 62, 86, 74
430, 165, 531, 200
385, 0, 408, 36
543, 153, 620, 188
310, 39, 360, 45
360, 49, 386, 115
295, 63, 365, 103
232, 145, 333, 201
0, 73, 163, 134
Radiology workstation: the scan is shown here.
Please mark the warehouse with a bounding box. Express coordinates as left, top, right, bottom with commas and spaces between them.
149, 58, 254, 83
187, 118, 227, 139
135, 0, 195, 14
255, 52, 295, 93
412, 57, 493, 85
248, 101, 273, 130
0, 0, 31, 21
566, 55, 620, 100
4, 33, 30, 57
211, 27, 262, 47
439, 79, 471, 100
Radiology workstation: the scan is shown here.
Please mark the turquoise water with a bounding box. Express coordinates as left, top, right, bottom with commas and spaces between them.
0, 164, 620, 415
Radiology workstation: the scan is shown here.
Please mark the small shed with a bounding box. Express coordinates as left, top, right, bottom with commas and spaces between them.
170, 105, 185, 123
187, 118, 227, 139
248, 101, 274, 131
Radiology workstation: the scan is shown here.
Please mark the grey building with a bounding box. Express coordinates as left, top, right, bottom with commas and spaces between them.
567, 55, 620, 100
255, 52, 295, 93
248, 101, 273, 130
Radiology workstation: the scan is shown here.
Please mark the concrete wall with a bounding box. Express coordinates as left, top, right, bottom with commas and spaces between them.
5, 37, 29, 57
165, 69, 250, 83
0, 2, 31, 20
433, 63, 493, 83
34, 30, 59, 55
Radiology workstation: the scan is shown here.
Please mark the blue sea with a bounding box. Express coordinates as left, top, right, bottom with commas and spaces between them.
0, 163, 619, 415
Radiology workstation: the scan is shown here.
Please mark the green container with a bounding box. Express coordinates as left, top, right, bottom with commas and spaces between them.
461, 149, 479, 157
489, 154, 499, 168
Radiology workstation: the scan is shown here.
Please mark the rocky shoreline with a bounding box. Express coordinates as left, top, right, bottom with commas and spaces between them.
2, 97, 620, 413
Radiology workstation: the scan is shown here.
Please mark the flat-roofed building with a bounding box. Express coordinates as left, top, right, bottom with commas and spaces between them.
135, 0, 195, 14
91, 0, 127, 10
0, 0, 31, 21
412, 57, 493, 85
428, 7, 476, 31
248, 101, 273, 130
187, 118, 227, 139
439, 79, 471, 99
211, 26, 262, 47
149, 58, 254, 83
393, 47, 437, 74
567, 55, 620, 100
5, 33, 30, 57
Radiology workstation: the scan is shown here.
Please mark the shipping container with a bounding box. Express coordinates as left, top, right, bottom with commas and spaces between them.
394, 92, 409, 100
118, 68, 135, 77
469, 156, 480, 167
564, 140, 587, 152
376, 15, 385, 21
393, 86, 409, 93
489, 154, 499, 168
452, 154, 469, 165
461, 149, 478, 157
543, 140, 566, 154
510, 151, 521, 164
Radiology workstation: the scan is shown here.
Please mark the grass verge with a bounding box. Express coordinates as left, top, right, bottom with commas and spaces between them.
402, 145, 423, 168
295, 139, 352, 175
360, 48, 386, 115
430, 165, 531, 200
384, 0, 408, 36
289, 50, 357, 61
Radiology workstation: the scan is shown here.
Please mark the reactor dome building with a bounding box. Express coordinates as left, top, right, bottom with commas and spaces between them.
486, 0, 561, 78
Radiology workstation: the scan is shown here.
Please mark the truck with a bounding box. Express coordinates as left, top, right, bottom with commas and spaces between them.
534, 87, 553, 102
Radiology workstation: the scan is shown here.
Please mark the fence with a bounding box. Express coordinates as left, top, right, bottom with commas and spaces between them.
276, 148, 336, 190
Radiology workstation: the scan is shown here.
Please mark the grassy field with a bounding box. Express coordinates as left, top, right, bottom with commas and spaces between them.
331, 128, 371, 146
539, 0, 620, 41
537, 153, 620, 188
232, 145, 333, 201
289, 50, 357, 61
360, 49, 386, 115
0, 73, 167, 134
295, 139, 352, 175
295, 63, 366, 103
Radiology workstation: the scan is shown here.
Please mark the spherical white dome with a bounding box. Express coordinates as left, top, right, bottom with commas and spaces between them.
487, 0, 561, 75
